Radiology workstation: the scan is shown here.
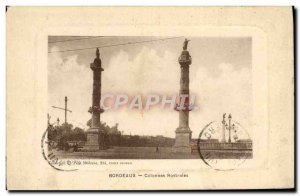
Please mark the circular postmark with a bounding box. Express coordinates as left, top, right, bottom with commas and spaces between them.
41, 126, 77, 171
197, 114, 253, 171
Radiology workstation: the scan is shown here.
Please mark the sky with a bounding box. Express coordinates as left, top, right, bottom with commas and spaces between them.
48, 36, 252, 138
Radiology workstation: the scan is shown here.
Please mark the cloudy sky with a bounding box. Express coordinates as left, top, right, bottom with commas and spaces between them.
48, 36, 252, 138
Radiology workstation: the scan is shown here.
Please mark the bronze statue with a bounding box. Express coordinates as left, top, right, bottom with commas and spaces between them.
183, 38, 190, 50
93, 48, 102, 68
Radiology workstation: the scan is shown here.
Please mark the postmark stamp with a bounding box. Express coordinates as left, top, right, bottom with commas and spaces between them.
198, 114, 253, 171
41, 125, 78, 171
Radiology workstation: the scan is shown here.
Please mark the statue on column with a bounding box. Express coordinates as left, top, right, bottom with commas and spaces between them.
91, 48, 103, 71
183, 38, 190, 50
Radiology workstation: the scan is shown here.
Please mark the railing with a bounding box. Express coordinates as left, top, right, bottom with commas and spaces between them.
198, 142, 252, 150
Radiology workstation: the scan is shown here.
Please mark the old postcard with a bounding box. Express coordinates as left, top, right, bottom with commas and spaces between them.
6, 7, 294, 190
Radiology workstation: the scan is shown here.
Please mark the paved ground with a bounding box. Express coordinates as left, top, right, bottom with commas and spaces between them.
53, 146, 201, 159
51, 146, 252, 159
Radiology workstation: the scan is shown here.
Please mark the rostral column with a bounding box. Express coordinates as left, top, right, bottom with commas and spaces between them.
83, 48, 105, 151
172, 38, 193, 153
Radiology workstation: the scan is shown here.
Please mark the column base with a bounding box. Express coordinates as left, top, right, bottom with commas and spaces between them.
82, 128, 107, 151
172, 127, 192, 153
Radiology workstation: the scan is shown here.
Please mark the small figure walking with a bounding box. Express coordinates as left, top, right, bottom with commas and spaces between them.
156, 146, 159, 153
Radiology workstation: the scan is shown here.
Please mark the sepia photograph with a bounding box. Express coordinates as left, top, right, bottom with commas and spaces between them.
46, 36, 253, 161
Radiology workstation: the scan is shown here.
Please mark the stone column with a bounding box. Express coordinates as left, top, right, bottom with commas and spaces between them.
83, 48, 105, 151
173, 39, 192, 153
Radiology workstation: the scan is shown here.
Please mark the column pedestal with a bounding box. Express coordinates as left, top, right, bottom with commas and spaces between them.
82, 128, 107, 151
172, 127, 192, 153
82, 128, 99, 151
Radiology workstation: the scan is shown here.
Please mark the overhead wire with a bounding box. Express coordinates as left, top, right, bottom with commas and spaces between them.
48, 36, 183, 53
48, 36, 107, 44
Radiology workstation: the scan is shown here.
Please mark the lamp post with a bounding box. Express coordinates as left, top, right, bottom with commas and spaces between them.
64, 96, 67, 124
221, 113, 226, 142
228, 114, 232, 143
52, 96, 72, 124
